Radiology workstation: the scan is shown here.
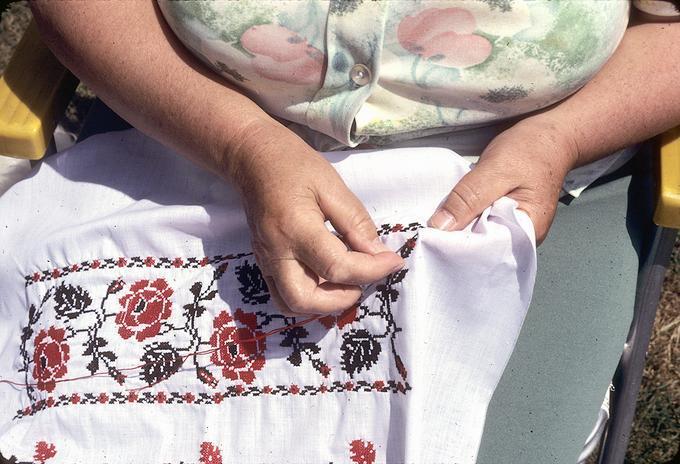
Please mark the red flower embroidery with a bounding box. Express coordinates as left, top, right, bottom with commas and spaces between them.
241, 24, 324, 86
318, 305, 357, 330
209, 309, 266, 384
200, 442, 223, 464
398, 8, 492, 68
319, 364, 332, 377
33, 441, 57, 463
107, 278, 125, 295
116, 279, 173, 342
32, 326, 70, 392
350, 439, 376, 464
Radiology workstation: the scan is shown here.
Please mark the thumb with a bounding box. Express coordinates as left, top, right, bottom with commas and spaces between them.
428, 164, 514, 231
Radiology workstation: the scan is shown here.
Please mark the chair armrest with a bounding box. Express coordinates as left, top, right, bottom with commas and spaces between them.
0, 20, 78, 160
654, 126, 680, 229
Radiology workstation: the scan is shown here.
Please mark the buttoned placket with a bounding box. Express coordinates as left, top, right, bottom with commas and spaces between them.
304, 1, 389, 147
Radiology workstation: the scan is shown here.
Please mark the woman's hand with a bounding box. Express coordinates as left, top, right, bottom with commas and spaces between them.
428, 117, 579, 243
229, 121, 404, 315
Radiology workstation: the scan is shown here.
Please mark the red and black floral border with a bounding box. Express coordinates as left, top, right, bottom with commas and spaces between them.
22, 222, 421, 288
14, 379, 411, 419
24, 253, 252, 288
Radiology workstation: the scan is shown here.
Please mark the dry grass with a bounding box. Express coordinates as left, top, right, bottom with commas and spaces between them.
0, 0, 30, 73
2, 2, 678, 463
626, 241, 680, 463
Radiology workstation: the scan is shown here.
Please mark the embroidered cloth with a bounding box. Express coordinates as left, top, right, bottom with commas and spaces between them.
0, 130, 536, 463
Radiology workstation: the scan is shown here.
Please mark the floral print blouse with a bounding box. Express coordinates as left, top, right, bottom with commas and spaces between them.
158, 1, 677, 152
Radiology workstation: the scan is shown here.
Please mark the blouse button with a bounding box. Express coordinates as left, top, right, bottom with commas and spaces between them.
350, 64, 371, 87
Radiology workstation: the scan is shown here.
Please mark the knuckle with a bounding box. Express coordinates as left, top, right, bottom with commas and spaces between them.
257, 216, 287, 241
347, 210, 375, 235
318, 254, 348, 283
283, 286, 314, 313
448, 183, 482, 216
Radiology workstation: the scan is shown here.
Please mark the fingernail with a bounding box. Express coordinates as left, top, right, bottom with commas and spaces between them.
391, 261, 405, 273
429, 209, 456, 231
370, 237, 392, 254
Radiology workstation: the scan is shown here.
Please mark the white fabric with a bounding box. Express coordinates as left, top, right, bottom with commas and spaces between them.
0, 130, 536, 464
0, 155, 31, 196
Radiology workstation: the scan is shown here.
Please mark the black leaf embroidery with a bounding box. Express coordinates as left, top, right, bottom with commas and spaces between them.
390, 269, 408, 285
235, 260, 270, 305
287, 351, 302, 366
280, 327, 308, 347
140, 342, 183, 386
341, 329, 381, 377
54, 283, 92, 319
189, 282, 202, 298
86, 357, 99, 375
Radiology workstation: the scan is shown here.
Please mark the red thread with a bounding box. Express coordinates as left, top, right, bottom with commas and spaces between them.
0, 315, 321, 391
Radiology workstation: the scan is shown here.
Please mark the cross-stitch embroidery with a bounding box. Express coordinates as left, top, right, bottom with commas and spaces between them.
15, 224, 422, 420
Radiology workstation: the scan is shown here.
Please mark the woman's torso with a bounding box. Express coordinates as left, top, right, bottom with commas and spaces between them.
158, 0, 630, 150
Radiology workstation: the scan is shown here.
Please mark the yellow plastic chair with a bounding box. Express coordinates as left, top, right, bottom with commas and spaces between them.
1, 20, 678, 464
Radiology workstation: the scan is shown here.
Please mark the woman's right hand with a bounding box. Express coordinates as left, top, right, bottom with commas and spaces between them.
228, 121, 404, 316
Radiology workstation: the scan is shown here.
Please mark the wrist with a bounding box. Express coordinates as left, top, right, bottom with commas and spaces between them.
217, 116, 282, 187
513, 113, 581, 172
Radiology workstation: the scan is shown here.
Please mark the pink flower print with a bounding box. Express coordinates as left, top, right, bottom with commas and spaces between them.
398, 8, 492, 68
241, 24, 324, 86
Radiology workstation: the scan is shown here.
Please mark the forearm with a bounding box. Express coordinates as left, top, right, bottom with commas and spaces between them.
30, 0, 277, 180
527, 19, 680, 167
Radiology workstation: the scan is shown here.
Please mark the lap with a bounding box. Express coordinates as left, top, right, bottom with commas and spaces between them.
0, 128, 645, 462
0, 131, 537, 463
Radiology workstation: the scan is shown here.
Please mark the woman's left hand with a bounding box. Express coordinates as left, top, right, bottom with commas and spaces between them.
428, 116, 579, 244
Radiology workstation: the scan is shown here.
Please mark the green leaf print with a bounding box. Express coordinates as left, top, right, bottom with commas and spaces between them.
174, 1, 275, 45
